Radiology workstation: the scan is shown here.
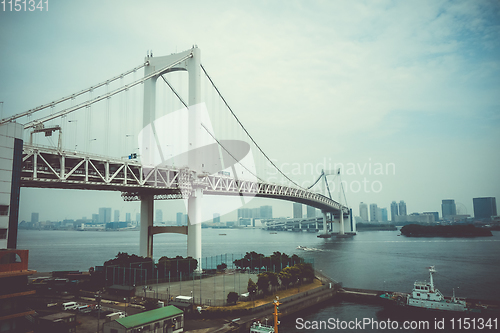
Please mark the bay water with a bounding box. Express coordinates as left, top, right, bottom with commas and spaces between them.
18, 228, 500, 332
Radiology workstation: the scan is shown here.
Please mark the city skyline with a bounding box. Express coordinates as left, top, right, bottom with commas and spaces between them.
2, 1, 498, 223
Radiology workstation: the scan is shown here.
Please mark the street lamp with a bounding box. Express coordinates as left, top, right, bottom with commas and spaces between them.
124, 297, 128, 316
95, 291, 102, 333
68, 120, 78, 150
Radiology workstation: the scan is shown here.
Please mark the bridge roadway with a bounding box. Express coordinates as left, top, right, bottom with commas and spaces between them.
21, 143, 349, 214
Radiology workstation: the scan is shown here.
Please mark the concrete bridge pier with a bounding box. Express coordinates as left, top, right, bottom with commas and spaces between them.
339, 210, 345, 235
140, 194, 154, 257
322, 211, 328, 235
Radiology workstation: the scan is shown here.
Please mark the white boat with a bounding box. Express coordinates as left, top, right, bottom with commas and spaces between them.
250, 322, 274, 333
406, 266, 467, 312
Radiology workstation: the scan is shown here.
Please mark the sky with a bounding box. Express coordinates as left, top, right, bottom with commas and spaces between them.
1, 0, 499, 222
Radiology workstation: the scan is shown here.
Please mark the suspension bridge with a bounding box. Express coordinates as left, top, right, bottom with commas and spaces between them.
0, 46, 350, 266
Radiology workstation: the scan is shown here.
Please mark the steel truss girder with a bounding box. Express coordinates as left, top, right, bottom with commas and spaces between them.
22, 144, 348, 214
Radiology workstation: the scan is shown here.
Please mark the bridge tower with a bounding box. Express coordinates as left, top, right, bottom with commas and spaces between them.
140, 47, 203, 267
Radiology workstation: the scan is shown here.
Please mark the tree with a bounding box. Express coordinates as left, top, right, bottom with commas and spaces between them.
296, 263, 315, 283
257, 273, 270, 296
227, 291, 239, 305
217, 263, 227, 272
247, 278, 257, 298
278, 268, 292, 289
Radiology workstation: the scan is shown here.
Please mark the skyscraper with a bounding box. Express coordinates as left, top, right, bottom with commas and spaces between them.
390, 201, 399, 221
176, 212, 183, 226
442, 199, 456, 219
306, 206, 317, 218
98, 208, 111, 224
155, 209, 163, 223
114, 210, 120, 222
370, 203, 378, 222
381, 208, 388, 222
126, 213, 131, 223
359, 202, 368, 222
31, 212, 39, 224
399, 201, 407, 216
293, 203, 303, 218
260, 205, 273, 219
473, 197, 497, 219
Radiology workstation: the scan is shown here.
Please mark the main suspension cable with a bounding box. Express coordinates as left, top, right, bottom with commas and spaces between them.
1, 63, 146, 125
200, 64, 305, 189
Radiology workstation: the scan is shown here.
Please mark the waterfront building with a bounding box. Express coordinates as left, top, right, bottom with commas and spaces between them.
30, 212, 39, 224
98, 207, 112, 224
293, 203, 303, 218
473, 197, 497, 219
114, 210, 120, 222
423, 212, 439, 222
0, 249, 36, 332
359, 202, 368, 222
252, 208, 261, 219
260, 205, 273, 219
176, 212, 183, 226
126, 213, 131, 223
390, 201, 398, 221
155, 209, 163, 223
442, 199, 457, 219
237, 208, 252, 219
399, 200, 407, 216
381, 208, 388, 222
92, 213, 99, 224
213, 213, 220, 224
369, 203, 378, 222
306, 206, 317, 218
102, 306, 183, 333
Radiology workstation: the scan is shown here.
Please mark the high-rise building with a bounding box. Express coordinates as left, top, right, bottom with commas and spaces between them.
31, 212, 39, 224
213, 213, 220, 223
359, 202, 368, 222
293, 203, 303, 219
92, 214, 99, 224
136, 213, 140, 225
114, 210, 120, 222
442, 199, 456, 219
306, 206, 317, 218
126, 213, 131, 222
423, 212, 439, 222
176, 212, 183, 226
381, 208, 388, 222
390, 201, 399, 221
155, 209, 163, 223
99, 207, 112, 224
473, 197, 497, 219
399, 201, 407, 216
237, 208, 252, 219
252, 208, 261, 219
369, 203, 378, 222
260, 205, 273, 219
0, 122, 23, 249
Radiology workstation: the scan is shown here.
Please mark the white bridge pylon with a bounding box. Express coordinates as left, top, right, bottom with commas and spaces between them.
140, 47, 204, 265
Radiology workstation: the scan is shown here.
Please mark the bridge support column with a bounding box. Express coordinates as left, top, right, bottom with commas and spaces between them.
322, 211, 328, 235
187, 188, 202, 272
339, 210, 345, 235
140, 194, 154, 258
350, 209, 356, 233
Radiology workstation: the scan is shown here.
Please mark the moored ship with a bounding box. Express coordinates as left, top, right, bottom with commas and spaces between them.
380, 266, 495, 315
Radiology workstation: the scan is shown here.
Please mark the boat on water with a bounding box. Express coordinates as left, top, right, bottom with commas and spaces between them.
250, 322, 274, 333
380, 266, 495, 315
